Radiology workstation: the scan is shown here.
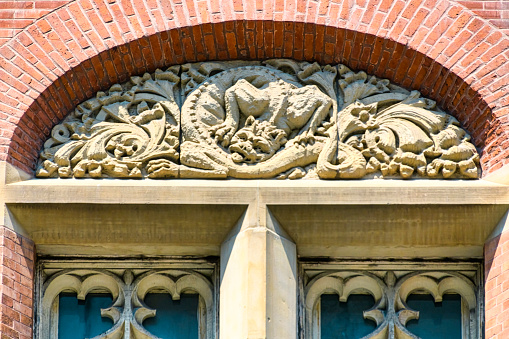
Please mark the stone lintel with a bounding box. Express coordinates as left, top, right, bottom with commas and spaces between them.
3, 178, 508, 205
0, 177, 507, 258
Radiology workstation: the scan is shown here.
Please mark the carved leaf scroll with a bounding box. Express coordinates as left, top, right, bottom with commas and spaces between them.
36, 60, 480, 179
37, 68, 181, 179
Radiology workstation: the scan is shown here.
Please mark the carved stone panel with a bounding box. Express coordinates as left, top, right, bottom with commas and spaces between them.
36, 60, 480, 179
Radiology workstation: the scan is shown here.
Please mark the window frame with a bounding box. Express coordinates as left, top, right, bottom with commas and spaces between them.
34, 258, 219, 339
300, 260, 483, 339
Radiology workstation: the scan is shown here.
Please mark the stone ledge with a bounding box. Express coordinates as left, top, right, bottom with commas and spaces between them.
2, 179, 507, 259
3, 178, 508, 205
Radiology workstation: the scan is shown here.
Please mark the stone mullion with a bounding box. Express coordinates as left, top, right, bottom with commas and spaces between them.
219, 204, 298, 339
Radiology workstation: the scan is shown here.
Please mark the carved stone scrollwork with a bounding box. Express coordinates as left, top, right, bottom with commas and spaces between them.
305, 270, 479, 339
36, 60, 480, 179
37, 69, 181, 179
38, 268, 215, 339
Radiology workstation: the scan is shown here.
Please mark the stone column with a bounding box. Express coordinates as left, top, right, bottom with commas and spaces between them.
220, 204, 297, 339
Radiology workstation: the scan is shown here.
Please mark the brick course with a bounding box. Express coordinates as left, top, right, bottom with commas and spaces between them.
0, 1, 72, 47
0, 226, 35, 339
457, 0, 509, 34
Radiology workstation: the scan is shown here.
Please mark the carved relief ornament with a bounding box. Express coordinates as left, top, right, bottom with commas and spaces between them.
36, 60, 480, 179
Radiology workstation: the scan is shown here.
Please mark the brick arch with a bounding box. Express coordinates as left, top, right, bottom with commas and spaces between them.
0, 0, 507, 176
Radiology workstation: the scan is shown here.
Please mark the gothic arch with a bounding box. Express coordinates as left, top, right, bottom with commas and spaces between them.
0, 0, 507, 176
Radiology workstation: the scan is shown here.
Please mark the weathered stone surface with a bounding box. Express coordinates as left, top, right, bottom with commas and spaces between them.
36, 60, 480, 179
37, 68, 181, 179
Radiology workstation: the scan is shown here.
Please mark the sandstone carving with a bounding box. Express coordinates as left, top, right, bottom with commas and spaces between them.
178, 62, 335, 179
36, 60, 480, 179
36, 68, 181, 179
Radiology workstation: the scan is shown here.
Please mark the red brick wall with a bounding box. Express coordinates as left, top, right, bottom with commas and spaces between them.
0, 226, 35, 339
0, 1, 71, 46
0, 1, 505, 48
0, 3, 506, 339
485, 231, 509, 338
457, 0, 509, 34
0, 0, 507, 177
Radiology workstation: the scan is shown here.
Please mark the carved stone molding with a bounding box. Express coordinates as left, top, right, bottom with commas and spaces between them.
37, 267, 216, 339
36, 60, 480, 179
304, 269, 480, 339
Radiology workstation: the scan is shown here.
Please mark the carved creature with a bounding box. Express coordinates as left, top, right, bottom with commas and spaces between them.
178, 65, 335, 178
228, 116, 287, 164
211, 78, 331, 149
35, 60, 481, 179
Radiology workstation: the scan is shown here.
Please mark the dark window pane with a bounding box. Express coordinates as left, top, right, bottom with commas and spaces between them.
58, 293, 113, 339
320, 294, 377, 339
406, 294, 462, 339
143, 293, 199, 339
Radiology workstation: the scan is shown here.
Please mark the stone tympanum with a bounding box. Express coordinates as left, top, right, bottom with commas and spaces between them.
36, 60, 479, 179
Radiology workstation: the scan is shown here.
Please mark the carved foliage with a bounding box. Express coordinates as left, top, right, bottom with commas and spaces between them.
37, 69, 181, 179
305, 270, 478, 339
38, 268, 215, 339
36, 60, 480, 179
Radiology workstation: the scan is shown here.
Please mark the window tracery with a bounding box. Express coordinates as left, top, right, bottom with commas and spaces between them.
36, 261, 217, 339
303, 263, 481, 339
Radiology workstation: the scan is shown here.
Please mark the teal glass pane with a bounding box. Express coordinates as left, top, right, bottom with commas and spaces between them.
406, 294, 462, 339
320, 294, 377, 339
143, 293, 199, 339
58, 293, 113, 339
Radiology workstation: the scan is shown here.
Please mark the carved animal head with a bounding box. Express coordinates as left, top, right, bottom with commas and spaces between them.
229, 116, 287, 164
